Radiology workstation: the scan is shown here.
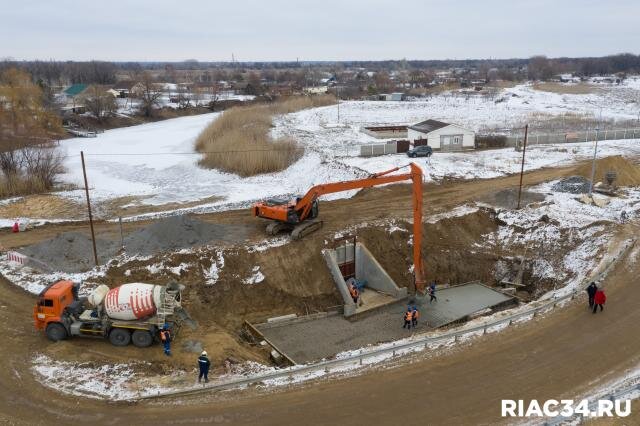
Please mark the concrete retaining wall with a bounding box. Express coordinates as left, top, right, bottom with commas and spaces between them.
323, 242, 407, 317
355, 244, 406, 298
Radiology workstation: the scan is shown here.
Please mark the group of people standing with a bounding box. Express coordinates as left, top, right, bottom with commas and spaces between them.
402, 281, 437, 329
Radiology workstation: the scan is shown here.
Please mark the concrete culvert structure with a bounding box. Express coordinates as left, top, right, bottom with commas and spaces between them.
323, 241, 407, 317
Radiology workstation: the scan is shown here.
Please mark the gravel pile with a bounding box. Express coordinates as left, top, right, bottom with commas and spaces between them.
124, 215, 247, 256
482, 188, 546, 209
551, 176, 591, 194
21, 232, 117, 273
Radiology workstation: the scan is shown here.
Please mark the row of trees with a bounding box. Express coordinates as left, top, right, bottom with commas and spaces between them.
0, 60, 117, 86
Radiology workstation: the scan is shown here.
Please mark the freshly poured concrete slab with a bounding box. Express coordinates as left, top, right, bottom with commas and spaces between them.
255, 282, 515, 364
421, 282, 514, 328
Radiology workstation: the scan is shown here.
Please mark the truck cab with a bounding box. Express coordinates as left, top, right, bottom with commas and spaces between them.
33, 280, 78, 341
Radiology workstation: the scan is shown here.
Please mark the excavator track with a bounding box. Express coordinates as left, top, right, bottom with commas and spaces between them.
265, 221, 291, 236
290, 219, 323, 240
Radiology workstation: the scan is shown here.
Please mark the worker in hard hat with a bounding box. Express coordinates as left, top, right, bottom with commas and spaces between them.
411, 306, 420, 328
349, 283, 359, 305
160, 324, 171, 356
198, 350, 211, 383
402, 309, 413, 329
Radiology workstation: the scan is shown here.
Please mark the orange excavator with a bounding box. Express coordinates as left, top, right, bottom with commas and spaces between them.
252, 162, 426, 292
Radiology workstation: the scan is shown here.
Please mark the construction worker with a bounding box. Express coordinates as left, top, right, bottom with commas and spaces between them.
586, 282, 598, 308
411, 306, 420, 328
160, 324, 171, 356
429, 282, 437, 303
198, 350, 211, 383
349, 283, 359, 304
403, 309, 413, 329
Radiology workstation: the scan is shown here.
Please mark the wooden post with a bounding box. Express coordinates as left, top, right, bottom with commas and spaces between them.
119, 216, 124, 249
516, 124, 529, 210
81, 151, 99, 267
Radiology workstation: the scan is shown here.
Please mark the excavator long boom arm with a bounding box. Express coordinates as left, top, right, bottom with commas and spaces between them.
295, 163, 426, 292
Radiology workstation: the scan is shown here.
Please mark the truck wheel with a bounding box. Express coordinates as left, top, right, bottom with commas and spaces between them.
45, 323, 68, 341
131, 330, 153, 348
109, 328, 131, 346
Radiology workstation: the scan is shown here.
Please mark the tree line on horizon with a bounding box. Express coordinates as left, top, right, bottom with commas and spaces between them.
1, 53, 639, 87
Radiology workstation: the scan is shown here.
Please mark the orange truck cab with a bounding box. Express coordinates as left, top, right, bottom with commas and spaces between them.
33, 280, 79, 340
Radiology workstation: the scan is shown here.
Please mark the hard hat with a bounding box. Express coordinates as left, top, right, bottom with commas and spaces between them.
201, 351, 207, 356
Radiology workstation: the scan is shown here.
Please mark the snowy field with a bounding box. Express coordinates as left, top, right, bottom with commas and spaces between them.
3, 79, 640, 224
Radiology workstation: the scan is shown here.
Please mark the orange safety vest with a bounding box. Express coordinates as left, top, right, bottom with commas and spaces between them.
349, 286, 358, 297
412, 310, 420, 319
404, 311, 412, 321
160, 330, 170, 342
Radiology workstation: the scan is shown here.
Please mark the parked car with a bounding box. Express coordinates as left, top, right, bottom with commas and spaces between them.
406, 145, 433, 158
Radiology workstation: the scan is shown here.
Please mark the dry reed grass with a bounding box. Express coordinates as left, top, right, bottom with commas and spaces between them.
533, 82, 600, 95
195, 95, 335, 176
0, 174, 48, 198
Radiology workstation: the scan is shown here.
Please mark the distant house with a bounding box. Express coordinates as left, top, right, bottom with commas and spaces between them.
407, 119, 475, 151
376, 92, 406, 101
113, 80, 144, 98
63, 83, 88, 98
303, 86, 328, 95
58, 84, 89, 113
106, 88, 120, 98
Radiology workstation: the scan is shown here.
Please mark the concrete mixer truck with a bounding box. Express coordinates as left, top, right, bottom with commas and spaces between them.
33, 280, 185, 347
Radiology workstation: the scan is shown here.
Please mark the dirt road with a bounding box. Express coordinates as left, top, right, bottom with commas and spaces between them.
0, 162, 586, 250
2, 227, 639, 425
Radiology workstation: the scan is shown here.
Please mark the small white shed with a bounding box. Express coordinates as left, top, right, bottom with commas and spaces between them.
407, 119, 475, 151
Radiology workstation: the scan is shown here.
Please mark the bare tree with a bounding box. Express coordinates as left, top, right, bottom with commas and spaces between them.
137, 71, 162, 117
81, 85, 117, 120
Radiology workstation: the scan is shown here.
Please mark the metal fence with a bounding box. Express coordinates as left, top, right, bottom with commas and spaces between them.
505, 127, 640, 148
137, 238, 636, 401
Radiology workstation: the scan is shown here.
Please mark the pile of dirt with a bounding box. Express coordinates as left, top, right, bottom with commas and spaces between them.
551, 176, 591, 194
574, 155, 640, 187
479, 188, 546, 209
124, 215, 249, 256
21, 232, 117, 273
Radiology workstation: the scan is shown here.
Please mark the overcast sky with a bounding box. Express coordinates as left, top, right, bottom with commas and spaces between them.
1, 0, 638, 62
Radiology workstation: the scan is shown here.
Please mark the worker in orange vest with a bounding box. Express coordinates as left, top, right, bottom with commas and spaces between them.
411, 306, 420, 328
402, 309, 413, 329
349, 283, 359, 304
160, 324, 171, 356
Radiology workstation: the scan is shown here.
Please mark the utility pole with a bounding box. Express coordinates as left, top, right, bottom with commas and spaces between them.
588, 126, 600, 196
588, 108, 603, 196
336, 83, 340, 123
81, 151, 99, 267
516, 124, 529, 210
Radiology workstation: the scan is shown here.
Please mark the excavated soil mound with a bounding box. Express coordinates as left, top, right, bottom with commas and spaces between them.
21, 232, 117, 273
124, 215, 248, 256
574, 155, 640, 187
479, 188, 546, 209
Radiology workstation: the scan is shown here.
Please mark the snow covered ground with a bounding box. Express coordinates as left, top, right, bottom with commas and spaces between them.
3, 79, 639, 225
